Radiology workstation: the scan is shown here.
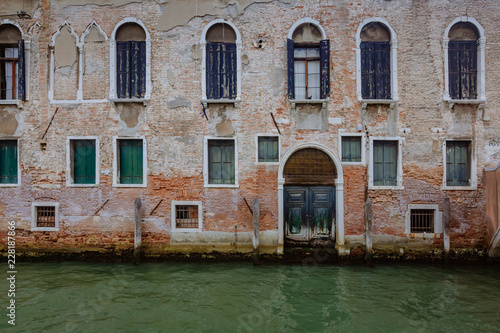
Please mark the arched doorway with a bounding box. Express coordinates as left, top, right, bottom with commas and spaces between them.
278, 144, 343, 248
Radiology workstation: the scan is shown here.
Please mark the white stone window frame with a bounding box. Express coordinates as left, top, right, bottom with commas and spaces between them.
338, 130, 366, 166
443, 16, 486, 109
203, 136, 239, 188
66, 136, 100, 187
442, 139, 477, 191
368, 136, 404, 190
171, 200, 203, 232
200, 19, 242, 108
31, 202, 59, 232
0, 137, 20, 187
109, 17, 151, 105
0, 20, 29, 108
356, 17, 398, 111
112, 136, 148, 188
255, 133, 280, 165
287, 17, 329, 109
405, 204, 442, 237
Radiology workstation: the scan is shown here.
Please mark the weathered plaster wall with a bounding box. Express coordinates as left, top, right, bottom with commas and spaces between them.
0, 0, 499, 258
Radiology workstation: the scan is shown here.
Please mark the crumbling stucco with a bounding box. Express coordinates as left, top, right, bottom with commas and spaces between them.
166, 97, 191, 109
117, 103, 142, 128
0, 24, 21, 43
294, 104, 328, 131
360, 22, 390, 41
449, 22, 479, 41
268, 62, 285, 96
116, 23, 146, 41
84, 25, 105, 42
166, 69, 175, 86
55, 27, 77, 68
0, 107, 18, 136
292, 23, 322, 43
209, 105, 234, 136
0, 0, 38, 16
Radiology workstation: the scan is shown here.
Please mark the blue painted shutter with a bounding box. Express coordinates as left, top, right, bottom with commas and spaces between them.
130, 41, 146, 98
207, 43, 236, 99
117, 41, 130, 98
225, 43, 237, 99
0, 140, 17, 184
449, 41, 477, 99
320, 39, 330, 99
361, 42, 374, 99
206, 43, 218, 99
18, 40, 26, 101
73, 140, 96, 184
374, 42, 391, 99
287, 38, 295, 99
119, 140, 143, 184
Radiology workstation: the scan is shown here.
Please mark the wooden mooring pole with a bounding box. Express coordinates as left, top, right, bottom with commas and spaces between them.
253, 198, 260, 264
134, 198, 142, 265
365, 198, 373, 264
443, 198, 450, 264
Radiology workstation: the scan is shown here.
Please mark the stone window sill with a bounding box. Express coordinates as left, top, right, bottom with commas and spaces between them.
0, 100, 23, 108
202, 98, 241, 108
109, 98, 149, 106
360, 99, 397, 111
445, 99, 486, 110
290, 99, 328, 109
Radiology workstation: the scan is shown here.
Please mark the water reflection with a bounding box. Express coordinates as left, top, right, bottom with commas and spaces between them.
2, 263, 500, 332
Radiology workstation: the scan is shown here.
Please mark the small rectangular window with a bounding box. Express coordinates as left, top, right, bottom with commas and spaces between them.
341, 137, 362, 162
258, 136, 279, 163
208, 139, 235, 185
118, 139, 143, 185
0, 140, 17, 184
373, 140, 397, 186
446, 141, 470, 186
176, 205, 199, 229
410, 209, 434, 233
71, 140, 96, 184
36, 206, 56, 228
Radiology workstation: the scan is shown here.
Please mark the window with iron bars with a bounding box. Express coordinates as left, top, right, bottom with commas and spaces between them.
175, 205, 199, 229
36, 206, 56, 228
410, 209, 434, 233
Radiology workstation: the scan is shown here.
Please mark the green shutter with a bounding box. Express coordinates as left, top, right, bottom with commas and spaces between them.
0, 140, 17, 184
73, 140, 96, 184
209, 140, 235, 184
342, 137, 361, 162
447, 141, 470, 186
119, 140, 143, 184
373, 140, 397, 186
258, 137, 278, 162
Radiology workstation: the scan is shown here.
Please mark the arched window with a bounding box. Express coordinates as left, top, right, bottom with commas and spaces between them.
200, 20, 241, 105
444, 17, 485, 102
287, 18, 329, 101
0, 23, 25, 101
356, 18, 398, 104
110, 18, 150, 101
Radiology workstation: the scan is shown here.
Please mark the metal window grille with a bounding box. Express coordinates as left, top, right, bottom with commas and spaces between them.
410, 209, 434, 233
37, 206, 56, 228
176, 205, 199, 229
283, 148, 336, 184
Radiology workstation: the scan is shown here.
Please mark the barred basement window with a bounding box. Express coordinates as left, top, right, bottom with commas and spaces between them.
410, 209, 434, 233
37, 206, 56, 228
176, 205, 199, 229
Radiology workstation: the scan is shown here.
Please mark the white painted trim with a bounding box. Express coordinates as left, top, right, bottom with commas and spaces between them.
109, 17, 151, 101
277, 143, 345, 252
0, 138, 20, 187
255, 134, 280, 165
0, 20, 29, 104
338, 132, 366, 165
66, 136, 100, 187
31, 202, 59, 232
368, 136, 404, 190
443, 16, 486, 102
442, 139, 477, 190
405, 204, 442, 235
112, 136, 148, 188
287, 17, 327, 40
355, 17, 398, 102
200, 19, 242, 102
171, 201, 203, 232
203, 136, 239, 188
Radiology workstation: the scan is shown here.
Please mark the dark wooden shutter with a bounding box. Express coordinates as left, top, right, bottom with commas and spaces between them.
0, 140, 17, 184
117, 41, 130, 98
224, 43, 237, 99
17, 40, 26, 101
360, 41, 374, 99
287, 38, 295, 99
206, 43, 218, 99
449, 41, 477, 100
374, 42, 391, 99
320, 39, 330, 99
73, 140, 96, 184
119, 140, 143, 184
207, 43, 236, 99
130, 41, 146, 98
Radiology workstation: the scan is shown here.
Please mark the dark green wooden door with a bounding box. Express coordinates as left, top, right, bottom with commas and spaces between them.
284, 186, 335, 240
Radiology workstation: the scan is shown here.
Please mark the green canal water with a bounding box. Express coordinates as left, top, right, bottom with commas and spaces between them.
2, 262, 500, 332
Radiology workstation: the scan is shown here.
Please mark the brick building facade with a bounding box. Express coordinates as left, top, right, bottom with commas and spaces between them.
0, 0, 499, 259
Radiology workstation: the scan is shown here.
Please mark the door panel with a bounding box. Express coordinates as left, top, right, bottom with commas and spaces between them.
285, 186, 335, 241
